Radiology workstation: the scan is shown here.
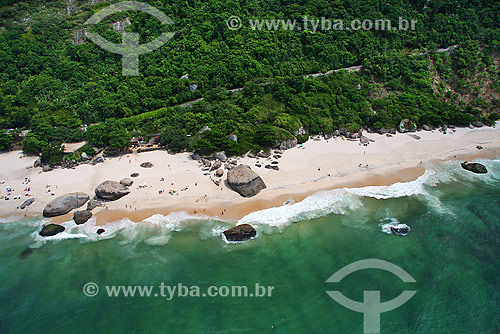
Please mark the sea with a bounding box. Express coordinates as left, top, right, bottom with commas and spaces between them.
0, 159, 499, 333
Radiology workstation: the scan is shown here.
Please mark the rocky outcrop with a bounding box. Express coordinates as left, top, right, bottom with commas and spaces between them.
397, 119, 417, 133
42, 193, 89, 217
214, 152, 227, 162
20, 198, 34, 209
390, 224, 411, 236
210, 160, 222, 171
95, 181, 130, 200
86, 199, 102, 211
278, 137, 298, 150
223, 224, 257, 242
120, 178, 134, 187
227, 165, 266, 197
461, 162, 488, 174
39, 224, 65, 236
73, 210, 92, 224
140, 162, 154, 168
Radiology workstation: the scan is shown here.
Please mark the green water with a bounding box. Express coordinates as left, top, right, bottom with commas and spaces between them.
0, 161, 499, 333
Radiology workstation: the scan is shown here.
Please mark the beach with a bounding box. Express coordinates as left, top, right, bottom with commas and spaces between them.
1, 125, 500, 225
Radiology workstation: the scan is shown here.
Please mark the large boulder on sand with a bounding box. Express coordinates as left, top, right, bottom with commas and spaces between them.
227, 165, 266, 197
42, 192, 89, 217
73, 210, 92, 224
223, 224, 257, 242
95, 181, 130, 200
39, 224, 65, 236
461, 162, 488, 174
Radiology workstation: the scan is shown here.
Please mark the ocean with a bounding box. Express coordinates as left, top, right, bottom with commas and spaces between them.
0, 159, 499, 333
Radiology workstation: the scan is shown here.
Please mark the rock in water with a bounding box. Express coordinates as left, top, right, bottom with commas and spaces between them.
42, 193, 89, 217
20, 198, 34, 209
227, 165, 267, 197
461, 162, 488, 174
140, 162, 154, 168
95, 181, 130, 200
223, 224, 257, 242
19, 247, 34, 259
390, 224, 411, 236
40, 224, 65, 236
73, 210, 92, 224
120, 178, 134, 187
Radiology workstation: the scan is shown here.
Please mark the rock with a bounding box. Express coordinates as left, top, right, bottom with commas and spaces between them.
461, 162, 488, 174
130, 172, 139, 178
39, 224, 65, 236
255, 163, 261, 167
422, 125, 431, 131
95, 181, 130, 200
407, 134, 421, 140
199, 125, 211, 134
214, 152, 227, 162
120, 178, 134, 187
81, 152, 90, 160
271, 161, 278, 165
228, 135, 238, 142
441, 125, 448, 132
397, 119, 417, 133
273, 155, 282, 159
42, 165, 52, 172
257, 150, 271, 158
19, 247, 34, 259
201, 159, 211, 168
215, 169, 224, 177
213, 179, 221, 186
140, 162, 154, 168
476, 145, 483, 150
86, 199, 102, 211
191, 153, 201, 160
33, 158, 42, 168
223, 224, 257, 242
227, 165, 267, 197
471, 121, 484, 128
294, 127, 306, 136
20, 198, 34, 209
247, 153, 256, 158
96, 228, 105, 235
279, 137, 298, 150
390, 224, 411, 236
274, 150, 283, 155
73, 210, 92, 224
265, 165, 279, 170
91, 156, 104, 165
210, 160, 222, 171
42, 192, 90, 217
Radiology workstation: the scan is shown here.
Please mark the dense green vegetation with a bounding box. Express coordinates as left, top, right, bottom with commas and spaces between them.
0, 0, 499, 157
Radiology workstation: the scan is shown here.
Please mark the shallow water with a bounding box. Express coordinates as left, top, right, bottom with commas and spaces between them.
0, 160, 499, 333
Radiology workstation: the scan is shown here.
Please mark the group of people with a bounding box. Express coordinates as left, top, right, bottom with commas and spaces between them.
0, 178, 36, 201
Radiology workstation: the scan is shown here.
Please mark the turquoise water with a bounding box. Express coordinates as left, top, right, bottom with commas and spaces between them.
1, 160, 500, 333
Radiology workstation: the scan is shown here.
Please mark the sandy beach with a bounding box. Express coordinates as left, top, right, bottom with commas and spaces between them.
1, 125, 500, 225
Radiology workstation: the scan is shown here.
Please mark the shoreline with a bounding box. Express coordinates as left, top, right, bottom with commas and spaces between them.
1, 125, 500, 226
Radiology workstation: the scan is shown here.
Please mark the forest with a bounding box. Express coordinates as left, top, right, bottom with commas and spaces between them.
0, 0, 499, 162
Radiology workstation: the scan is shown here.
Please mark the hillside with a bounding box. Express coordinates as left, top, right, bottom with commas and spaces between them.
0, 0, 499, 160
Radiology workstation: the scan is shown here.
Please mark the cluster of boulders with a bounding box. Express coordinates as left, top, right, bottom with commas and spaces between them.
194, 152, 241, 185
246, 150, 282, 171
34, 153, 104, 173
39, 178, 134, 237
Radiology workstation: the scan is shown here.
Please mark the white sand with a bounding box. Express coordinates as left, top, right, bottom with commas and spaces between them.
1, 125, 500, 223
